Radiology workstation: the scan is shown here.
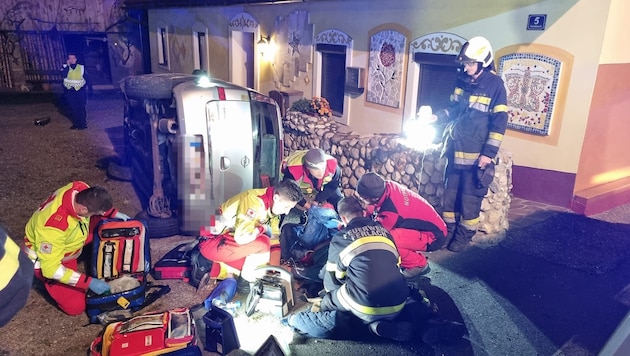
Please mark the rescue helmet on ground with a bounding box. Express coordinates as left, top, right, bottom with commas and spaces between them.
457, 36, 494, 68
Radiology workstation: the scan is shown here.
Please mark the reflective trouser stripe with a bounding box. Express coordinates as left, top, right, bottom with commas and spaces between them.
337, 284, 405, 323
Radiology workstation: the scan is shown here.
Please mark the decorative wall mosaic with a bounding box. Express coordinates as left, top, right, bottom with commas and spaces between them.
366, 29, 406, 108
498, 53, 562, 136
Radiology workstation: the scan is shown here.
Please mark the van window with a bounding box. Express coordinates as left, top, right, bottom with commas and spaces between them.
250, 98, 281, 187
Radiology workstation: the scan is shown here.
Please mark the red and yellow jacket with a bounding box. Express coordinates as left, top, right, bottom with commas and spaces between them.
280, 150, 341, 203
215, 187, 280, 245
23, 181, 117, 289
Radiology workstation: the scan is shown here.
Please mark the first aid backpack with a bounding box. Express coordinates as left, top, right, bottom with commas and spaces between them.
86, 219, 168, 324
89, 307, 199, 356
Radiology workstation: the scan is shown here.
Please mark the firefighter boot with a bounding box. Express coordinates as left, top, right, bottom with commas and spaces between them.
440, 223, 457, 250
447, 227, 476, 252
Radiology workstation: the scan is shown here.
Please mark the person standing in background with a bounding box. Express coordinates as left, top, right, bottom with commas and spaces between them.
61, 53, 89, 130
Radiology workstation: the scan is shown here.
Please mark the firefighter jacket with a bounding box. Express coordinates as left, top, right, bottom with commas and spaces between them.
280, 150, 341, 204
23, 181, 118, 290
0, 229, 33, 327
62, 64, 87, 91
366, 181, 447, 240
215, 187, 280, 245
435, 69, 508, 169
320, 216, 409, 322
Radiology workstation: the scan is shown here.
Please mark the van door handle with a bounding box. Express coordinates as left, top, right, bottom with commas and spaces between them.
221, 157, 231, 170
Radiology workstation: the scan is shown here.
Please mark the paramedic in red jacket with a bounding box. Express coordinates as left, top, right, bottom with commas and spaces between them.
194, 179, 304, 293
356, 172, 447, 278
23, 182, 130, 315
280, 148, 343, 209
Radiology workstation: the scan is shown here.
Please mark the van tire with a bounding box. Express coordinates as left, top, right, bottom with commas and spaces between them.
123, 74, 195, 100
135, 209, 180, 238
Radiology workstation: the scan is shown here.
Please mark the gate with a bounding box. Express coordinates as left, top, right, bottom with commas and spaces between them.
0, 31, 112, 90
20, 31, 67, 85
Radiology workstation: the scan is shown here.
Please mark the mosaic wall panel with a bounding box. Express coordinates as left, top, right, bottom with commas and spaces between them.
366, 29, 406, 108
498, 52, 562, 136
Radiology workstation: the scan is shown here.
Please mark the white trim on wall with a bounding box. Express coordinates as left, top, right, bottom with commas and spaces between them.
403, 32, 466, 122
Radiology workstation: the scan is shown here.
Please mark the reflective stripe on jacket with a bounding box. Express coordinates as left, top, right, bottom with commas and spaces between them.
438, 70, 508, 169
321, 217, 408, 322
24, 181, 92, 289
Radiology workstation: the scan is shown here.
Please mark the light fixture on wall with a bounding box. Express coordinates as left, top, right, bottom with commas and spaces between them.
257, 35, 271, 60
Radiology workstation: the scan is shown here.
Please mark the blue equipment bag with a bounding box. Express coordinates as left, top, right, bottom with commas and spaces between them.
86, 219, 169, 324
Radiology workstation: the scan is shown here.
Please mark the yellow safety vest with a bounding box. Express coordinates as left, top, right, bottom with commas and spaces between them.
63, 64, 86, 91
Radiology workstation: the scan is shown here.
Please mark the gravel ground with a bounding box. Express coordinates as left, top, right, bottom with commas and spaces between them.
0, 92, 214, 355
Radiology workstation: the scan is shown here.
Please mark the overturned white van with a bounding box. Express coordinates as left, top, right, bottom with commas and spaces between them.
121, 73, 283, 236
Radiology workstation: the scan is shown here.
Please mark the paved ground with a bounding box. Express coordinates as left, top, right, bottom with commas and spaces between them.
1, 90, 629, 356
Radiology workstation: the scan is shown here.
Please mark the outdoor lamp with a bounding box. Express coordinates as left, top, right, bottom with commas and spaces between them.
258, 35, 271, 60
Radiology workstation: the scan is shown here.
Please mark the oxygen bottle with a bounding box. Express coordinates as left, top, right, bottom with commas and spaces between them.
204, 277, 241, 314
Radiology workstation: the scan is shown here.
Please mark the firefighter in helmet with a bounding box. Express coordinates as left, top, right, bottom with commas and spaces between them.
423, 36, 508, 252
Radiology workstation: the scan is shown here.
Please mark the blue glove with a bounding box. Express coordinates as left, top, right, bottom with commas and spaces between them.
89, 278, 111, 295
262, 224, 272, 237
324, 219, 342, 230
114, 212, 131, 221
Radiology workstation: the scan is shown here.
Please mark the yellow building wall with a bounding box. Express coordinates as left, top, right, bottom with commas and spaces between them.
147, 0, 629, 201
574, 0, 630, 192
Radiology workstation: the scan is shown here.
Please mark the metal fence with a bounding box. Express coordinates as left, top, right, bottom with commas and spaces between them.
0, 30, 67, 90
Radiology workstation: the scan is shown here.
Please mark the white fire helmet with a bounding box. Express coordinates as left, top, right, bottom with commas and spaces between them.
457, 36, 494, 68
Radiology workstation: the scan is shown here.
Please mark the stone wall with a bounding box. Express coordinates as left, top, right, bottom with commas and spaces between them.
282, 110, 513, 244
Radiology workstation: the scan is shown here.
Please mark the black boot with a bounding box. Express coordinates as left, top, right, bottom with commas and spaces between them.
236, 274, 252, 295
447, 227, 476, 252
440, 223, 457, 250
189, 245, 213, 288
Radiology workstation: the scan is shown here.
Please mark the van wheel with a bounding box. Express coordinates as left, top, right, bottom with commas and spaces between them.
124, 74, 195, 100
135, 209, 180, 238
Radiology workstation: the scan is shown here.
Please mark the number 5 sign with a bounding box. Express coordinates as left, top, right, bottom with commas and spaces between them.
527, 14, 547, 30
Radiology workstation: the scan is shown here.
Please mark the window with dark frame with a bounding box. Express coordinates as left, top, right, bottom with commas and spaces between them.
316, 43, 346, 116
415, 52, 460, 142
196, 31, 206, 71
415, 52, 460, 114
157, 28, 168, 66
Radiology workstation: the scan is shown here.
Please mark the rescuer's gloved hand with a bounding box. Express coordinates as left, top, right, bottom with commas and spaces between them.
257, 225, 272, 237
113, 212, 131, 221
310, 299, 322, 313
89, 278, 111, 295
